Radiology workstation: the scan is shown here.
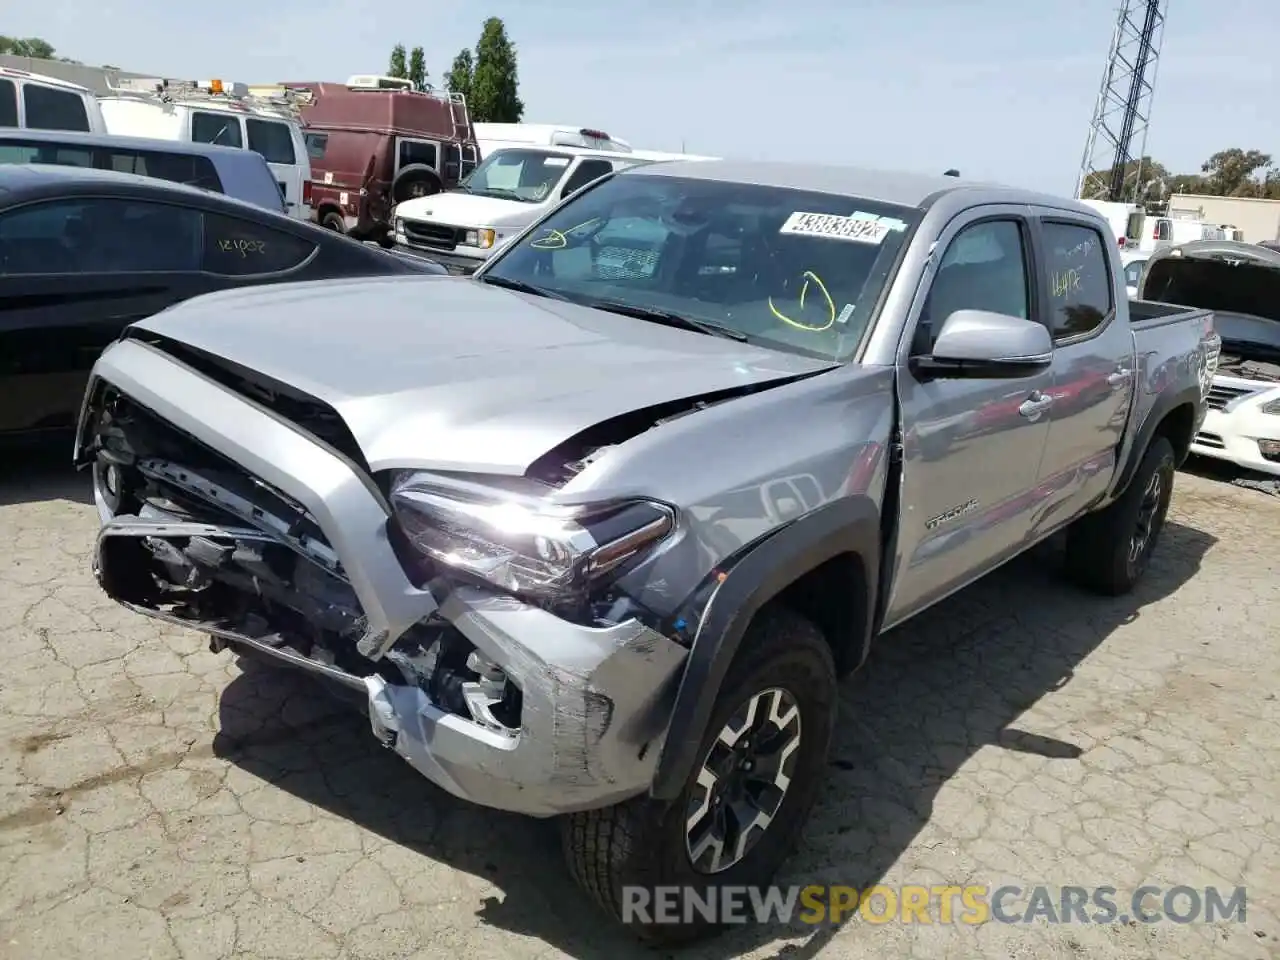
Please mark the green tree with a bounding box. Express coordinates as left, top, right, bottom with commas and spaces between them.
1080, 156, 1171, 208
469, 17, 524, 123
407, 46, 428, 92
0, 35, 79, 62
1200, 148, 1273, 197
444, 48, 474, 102
387, 44, 407, 80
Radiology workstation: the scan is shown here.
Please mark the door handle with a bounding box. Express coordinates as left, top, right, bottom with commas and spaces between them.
1018, 392, 1054, 420
1106, 368, 1132, 388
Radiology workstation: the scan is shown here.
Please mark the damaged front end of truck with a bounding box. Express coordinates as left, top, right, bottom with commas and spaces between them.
73, 337, 711, 816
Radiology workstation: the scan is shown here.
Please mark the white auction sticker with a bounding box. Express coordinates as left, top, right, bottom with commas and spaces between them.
780, 211, 903, 244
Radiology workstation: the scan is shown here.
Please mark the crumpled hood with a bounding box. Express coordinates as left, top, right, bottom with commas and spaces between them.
395, 190, 533, 230
130, 276, 834, 474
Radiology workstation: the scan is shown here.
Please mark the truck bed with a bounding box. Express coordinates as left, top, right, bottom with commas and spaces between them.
1128, 299, 1211, 329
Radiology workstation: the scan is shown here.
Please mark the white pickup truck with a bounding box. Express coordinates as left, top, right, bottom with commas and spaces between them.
391, 143, 651, 273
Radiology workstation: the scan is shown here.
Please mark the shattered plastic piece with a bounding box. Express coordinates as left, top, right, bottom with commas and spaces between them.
1232, 476, 1280, 497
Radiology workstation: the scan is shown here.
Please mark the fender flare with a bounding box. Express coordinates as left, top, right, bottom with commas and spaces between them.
1114, 383, 1201, 495
649, 495, 881, 801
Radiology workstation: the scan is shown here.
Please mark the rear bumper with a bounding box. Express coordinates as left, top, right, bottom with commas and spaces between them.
79, 339, 688, 816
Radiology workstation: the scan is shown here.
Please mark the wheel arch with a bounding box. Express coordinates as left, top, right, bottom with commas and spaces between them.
1114, 386, 1200, 497
649, 496, 880, 801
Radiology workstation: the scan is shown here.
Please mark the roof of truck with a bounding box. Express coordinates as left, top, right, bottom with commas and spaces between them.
623, 159, 1089, 211
0, 65, 94, 93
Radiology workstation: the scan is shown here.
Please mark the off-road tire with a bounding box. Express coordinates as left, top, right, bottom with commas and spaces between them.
321, 211, 345, 233
561, 607, 837, 945
1064, 435, 1176, 595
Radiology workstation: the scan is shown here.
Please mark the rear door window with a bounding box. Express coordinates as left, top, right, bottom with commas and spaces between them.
22, 84, 91, 132
246, 119, 297, 165
0, 198, 202, 274
104, 148, 224, 193
191, 111, 243, 148
1041, 221, 1114, 340
202, 212, 317, 276
0, 80, 16, 127
398, 139, 439, 171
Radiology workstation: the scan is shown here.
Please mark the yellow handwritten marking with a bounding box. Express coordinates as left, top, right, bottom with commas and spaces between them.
1050, 267, 1082, 299
217, 238, 266, 257
528, 218, 602, 250
768, 270, 836, 332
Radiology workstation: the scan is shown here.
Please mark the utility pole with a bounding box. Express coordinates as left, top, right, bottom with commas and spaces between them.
1075, 0, 1169, 202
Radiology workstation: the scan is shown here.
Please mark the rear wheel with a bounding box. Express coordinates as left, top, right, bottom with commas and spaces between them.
1064, 435, 1176, 595
562, 607, 837, 944
321, 211, 345, 233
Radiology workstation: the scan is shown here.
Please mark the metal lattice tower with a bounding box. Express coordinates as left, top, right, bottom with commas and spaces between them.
1075, 0, 1168, 201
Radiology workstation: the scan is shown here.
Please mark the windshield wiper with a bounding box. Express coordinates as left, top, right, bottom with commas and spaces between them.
475, 274, 570, 301
583, 299, 748, 341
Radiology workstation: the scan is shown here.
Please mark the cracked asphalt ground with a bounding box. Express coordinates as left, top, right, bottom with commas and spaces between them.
1, 451, 1278, 960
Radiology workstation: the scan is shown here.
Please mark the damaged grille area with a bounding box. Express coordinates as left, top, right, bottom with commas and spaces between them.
87, 387, 523, 737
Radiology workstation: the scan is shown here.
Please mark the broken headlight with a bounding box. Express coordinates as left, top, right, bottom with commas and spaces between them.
390, 472, 675, 599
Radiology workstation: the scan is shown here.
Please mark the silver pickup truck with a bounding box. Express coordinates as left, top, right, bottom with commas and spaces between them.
75, 160, 1219, 942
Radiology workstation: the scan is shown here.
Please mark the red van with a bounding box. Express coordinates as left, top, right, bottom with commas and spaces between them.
279, 74, 479, 243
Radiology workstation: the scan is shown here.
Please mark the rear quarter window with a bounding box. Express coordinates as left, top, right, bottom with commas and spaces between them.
246, 119, 297, 165
304, 132, 328, 160
22, 84, 91, 132
201, 212, 316, 275
0, 80, 16, 127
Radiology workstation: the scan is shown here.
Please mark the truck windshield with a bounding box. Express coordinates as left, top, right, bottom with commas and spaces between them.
460, 148, 574, 203
479, 172, 921, 361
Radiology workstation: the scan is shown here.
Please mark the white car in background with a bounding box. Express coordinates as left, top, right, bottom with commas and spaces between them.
1139, 240, 1280, 477
1121, 250, 1147, 298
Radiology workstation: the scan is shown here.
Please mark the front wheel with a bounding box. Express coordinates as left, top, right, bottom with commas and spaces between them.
321, 211, 346, 233
562, 607, 837, 944
1064, 435, 1176, 595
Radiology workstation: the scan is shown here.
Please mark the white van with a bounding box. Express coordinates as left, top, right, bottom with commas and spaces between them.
0, 67, 107, 133
474, 123, 633, 159
1080, 199, 1146, 250
97, 78, 314, 222
393, 144, 649, 273
1139, 216, 1228, 253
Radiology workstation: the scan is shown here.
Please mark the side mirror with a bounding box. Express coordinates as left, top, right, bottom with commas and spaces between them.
912, 309, 1052, 380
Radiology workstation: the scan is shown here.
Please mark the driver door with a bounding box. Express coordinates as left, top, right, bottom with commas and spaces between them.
884, 208, 1055, 626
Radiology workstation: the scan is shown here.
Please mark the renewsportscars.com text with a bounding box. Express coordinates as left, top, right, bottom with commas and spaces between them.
622, 884, 1247, 926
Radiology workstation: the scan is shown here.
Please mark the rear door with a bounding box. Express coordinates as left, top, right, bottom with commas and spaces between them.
887, 206, 1054, 625
0, 195, 211, 435
1027, 214, 1135, 533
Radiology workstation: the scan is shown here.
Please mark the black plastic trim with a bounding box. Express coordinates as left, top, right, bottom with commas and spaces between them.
649, 495, 880, 801
1114, 383, 1201, 494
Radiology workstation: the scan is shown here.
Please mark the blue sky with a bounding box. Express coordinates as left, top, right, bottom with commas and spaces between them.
8, 0, 1277, 194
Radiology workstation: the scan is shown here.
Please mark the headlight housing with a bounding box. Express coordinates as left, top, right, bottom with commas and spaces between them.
390, 472, 675, 599
1261, 397, 1280, 415
464, 228, 496, 249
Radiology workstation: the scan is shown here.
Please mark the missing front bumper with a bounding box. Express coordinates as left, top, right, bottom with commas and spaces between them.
94, 511, 689, 817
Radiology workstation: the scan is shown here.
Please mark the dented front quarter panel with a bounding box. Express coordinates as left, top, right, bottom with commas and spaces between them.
549, 362, 896, 622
